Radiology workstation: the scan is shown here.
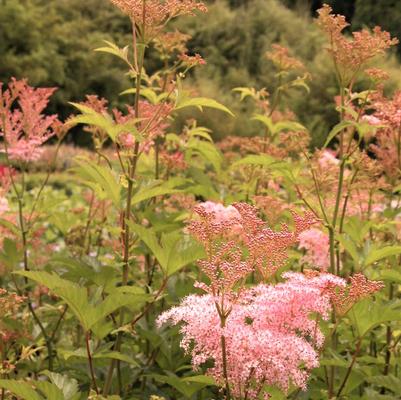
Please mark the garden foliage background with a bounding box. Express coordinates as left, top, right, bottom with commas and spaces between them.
1, 1, 401, 400
2, 0, 401, 147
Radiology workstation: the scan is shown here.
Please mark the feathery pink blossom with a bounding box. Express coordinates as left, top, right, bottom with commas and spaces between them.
0, 78, 58, 162
158, 272, 345, 398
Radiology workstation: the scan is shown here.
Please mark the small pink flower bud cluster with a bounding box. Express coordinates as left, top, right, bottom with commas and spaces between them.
0, 78, 59, 162
114, 100, 173, 153
328, 273, 384, 316
266, 44, 305, 72
179, 53, 206, 67
0, 288, 26, 343
298, 228, 330, 271
370, 91, 401, 180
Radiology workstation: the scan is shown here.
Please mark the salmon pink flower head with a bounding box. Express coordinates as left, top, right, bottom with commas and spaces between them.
109, 0, 207, 38
158, 271, 345, 398
0, 78, 59, 162
370, 90, 401, 179
179, 53, 206, 68
328, 273, 384, 316
317, 4, 398, 85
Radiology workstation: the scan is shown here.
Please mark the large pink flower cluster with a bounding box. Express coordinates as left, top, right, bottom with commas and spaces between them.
158, 272, 346, 398
298, 228, 330, 271
0, 78, 59, 162
159, 201, 384, 398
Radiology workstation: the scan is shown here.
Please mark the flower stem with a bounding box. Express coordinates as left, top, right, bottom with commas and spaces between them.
85, 331, 99, 395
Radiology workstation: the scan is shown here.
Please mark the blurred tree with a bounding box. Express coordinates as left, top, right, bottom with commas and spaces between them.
0, 0, 131, 139
1, 0, 400, 146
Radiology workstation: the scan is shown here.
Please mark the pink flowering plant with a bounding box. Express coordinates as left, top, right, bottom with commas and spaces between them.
0, 2, 401, 400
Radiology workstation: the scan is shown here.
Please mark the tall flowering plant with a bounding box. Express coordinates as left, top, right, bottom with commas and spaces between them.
0, 2, 400, 400
226, 4, 401, 399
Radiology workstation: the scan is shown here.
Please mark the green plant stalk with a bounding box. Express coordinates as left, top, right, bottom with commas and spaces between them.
327, 80, 347, 397
103, 20, 146, 396
85, 331, 99, 395
383, 283, 394, 377
336, 338, 362, 397
220, 328, 231, 400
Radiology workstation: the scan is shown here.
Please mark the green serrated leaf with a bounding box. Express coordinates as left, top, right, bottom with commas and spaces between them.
73, 158, 121, 207
324, 120, 355, 147
0, 380, 43, 400
175, 97, 234, 116
364, 246, 401, 267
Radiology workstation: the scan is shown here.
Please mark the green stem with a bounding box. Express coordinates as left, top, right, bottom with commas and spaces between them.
85, 331, 99, 395
336, 338, 362, 397
103, 16, 146, 396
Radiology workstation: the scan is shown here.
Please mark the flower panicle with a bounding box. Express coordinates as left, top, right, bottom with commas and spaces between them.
0, 78, 59, 162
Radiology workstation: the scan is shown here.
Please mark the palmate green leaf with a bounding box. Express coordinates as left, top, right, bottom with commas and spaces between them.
131, 181, 181, 205
273, 120, 307, 133
373, 269, 401, 284
95, 40, 130, 65
288, 75, 310, 93
324, 120, 355, 147
0, 238, 20, 270
149, 374, 214, 398
0, 218, 19, 235
187, 139, 223, 172
120, 87, 168, 104
162, 234, 204, 277
69, 102, 142, 142
187, 126, 213, 142
42, 372, 80, 400
337, 234, 360, 267
0, 380, 43, 400
175, 97, 234, 116
364, 245, 401, 267
15, 271, 149, 332
73, 158, 121, 207
231, 154, 286, 170
251, 114, 275, 133
251, 115, 307, 136
35, 381, 65, 400
128, 223, 166, 268
60, 348, 138, 366
348, 299, 401, 338
130, 224, 202, 276
15, 270, 91, 329
233, 87, 258, 101
367, 375, 401, 394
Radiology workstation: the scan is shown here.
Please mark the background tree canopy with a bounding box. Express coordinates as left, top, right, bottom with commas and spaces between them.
1, 0, 401, 146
